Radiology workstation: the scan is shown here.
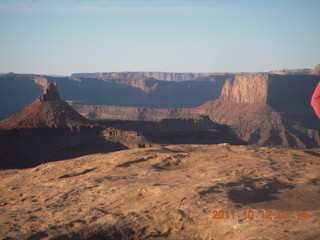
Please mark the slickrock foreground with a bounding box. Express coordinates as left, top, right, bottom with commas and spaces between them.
1, 144, 320, 240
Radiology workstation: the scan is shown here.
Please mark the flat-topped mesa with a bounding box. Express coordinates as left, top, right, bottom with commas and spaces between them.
37, 82, 61, 102
220, 73, 268, 104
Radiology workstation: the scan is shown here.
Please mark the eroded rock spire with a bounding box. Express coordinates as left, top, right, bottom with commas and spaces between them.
37, 82, 61, 102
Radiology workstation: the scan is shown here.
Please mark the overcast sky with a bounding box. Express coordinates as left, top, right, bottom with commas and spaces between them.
0, 0, 319, 75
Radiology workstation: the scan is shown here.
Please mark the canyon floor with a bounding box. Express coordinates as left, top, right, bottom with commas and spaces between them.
1, 144, 320, 240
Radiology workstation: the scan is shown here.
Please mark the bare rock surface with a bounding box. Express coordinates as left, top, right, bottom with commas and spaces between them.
1, 144, 320, 240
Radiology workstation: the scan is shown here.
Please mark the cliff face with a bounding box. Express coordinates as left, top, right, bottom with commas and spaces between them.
72, 72, 217, 82
139, 72, 211, 81
199, 73, 320, 148
97, 73, 158, 93
0, 83, 244, 169
0, 73, 226, 120
2, 69, 320, 148
220, 74, 268, 104
72, 104, 197, 121
73, 73, 320, 148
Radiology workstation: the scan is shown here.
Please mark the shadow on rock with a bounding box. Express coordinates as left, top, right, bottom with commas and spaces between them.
0, 127, 128, 169
226, 177, 295, 204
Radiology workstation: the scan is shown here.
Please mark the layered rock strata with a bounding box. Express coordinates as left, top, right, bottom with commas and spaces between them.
72, 73, 320, 148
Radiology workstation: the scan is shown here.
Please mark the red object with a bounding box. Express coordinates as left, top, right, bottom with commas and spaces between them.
311, 82, 320, 118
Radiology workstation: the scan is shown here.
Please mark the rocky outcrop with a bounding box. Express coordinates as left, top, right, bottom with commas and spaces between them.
0, 73, 226, 120
37, 82, 61, 102
73, 73, 320, 148
2, 69, 319, 148
139, 72, 211, 81
98, 73, 158, 93
0, 82, 89, 129
72, 104, 195, 121
197, 74, 320, 148
0, 83, 245, 169
220, 74, 268, 104
1, 144, 320, 240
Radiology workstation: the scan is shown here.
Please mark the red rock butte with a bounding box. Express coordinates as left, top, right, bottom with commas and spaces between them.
0, 83, 89, 129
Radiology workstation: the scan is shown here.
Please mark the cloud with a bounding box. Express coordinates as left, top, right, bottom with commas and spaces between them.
0, 0, 220, 14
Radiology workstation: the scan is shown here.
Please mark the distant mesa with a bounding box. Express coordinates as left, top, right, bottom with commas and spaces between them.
71, 71, 215, 82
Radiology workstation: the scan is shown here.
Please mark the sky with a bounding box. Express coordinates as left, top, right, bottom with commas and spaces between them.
0, 0, 319, 75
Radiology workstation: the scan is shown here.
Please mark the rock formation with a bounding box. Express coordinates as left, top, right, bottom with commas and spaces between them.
1, 67, 319, 148
72, 72, 320, 148
37, 82, 61, 102
220, 74, 268, 104
0, 83, 245, 169
0, 73, 226, 120
1, 144, 320, 239
0, 83, 89, 129
196, 73, 320, 148
72, 71, 228, 82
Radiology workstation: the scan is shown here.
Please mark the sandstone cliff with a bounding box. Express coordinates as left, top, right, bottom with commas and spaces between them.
72, 71, 225, 82
220, 74, 268, 104
1, 68, 319, 148
195, 73, 320, 148
0, 73, 225, 120
0, 83, 244, 169
72, 73, 320, 148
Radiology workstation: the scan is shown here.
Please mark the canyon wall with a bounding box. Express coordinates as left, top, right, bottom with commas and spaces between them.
72, 72, 232, 82
1, 70, 320, 148
72, 104, 198, 121
0, 73, 227, 120
220, 74, 269, 104
71, 73, 320, 148
74, 73, 320, 122
201, 73, 320, 148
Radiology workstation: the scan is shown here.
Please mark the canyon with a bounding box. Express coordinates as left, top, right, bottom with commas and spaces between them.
72, 72, 320, 148
0, 66, 319, 149
0, 67, 320, 240
0, 83, 244, 169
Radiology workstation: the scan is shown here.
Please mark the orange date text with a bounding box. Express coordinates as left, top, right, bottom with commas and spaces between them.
212, 210, 308, 220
